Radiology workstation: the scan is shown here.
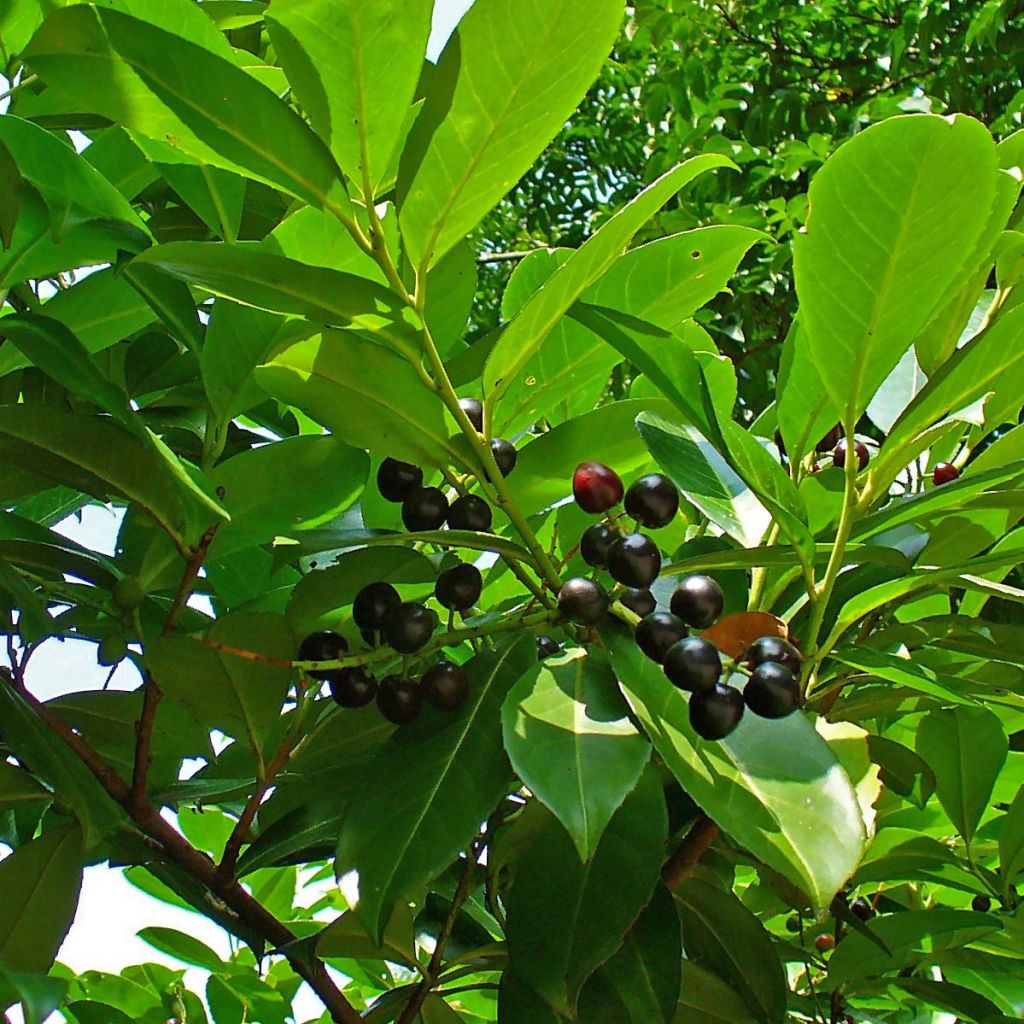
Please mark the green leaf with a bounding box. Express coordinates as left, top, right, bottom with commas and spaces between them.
793, 113, 999, 427
0, 823, 83, 973
315, 908, 417, 967
0, 553, 52, 642
915, 706, 1008, 847
267, 0, 432, 193
209, 436, 369, 559
504, 766, 667, 1016
485, 156, 733, 405
146, 613, 294, 761
131, 243, 415, 352
999, 786, 1024, 894
636, 411, 771, 547
25, 5, 349, 212
0, 965, 68, 1024
257, 331, 465, 471
137, 927, 224, 971
604, 627, 867, 915
501, 648, 651, 861
674, 879, 787, 1024
675, 961, 759, 1024
578, 884, 681, 1024
397, 0, 624, 267
119, 262, 204, 356
336, 635, 535, 944
888, 977, 1011, 1024
0, 762, 51, 811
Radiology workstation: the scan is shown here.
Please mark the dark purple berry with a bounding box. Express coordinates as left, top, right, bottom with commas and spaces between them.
663, 636, 721, 691
573, 461, 623, 514
377, 675, 422, 724
635, 612, 687, 663
536, 635, 561, 660
620, 588, 656, 617
670, 575, 724, 629
459, 397, 484, 432
490, 438, 518, 477
377, 458, 423, 502
558, 577, 610, 625
383, 602, 435, 654
298, 631, 347, 680
816, 424, 842, 453
402, 486, 449, 532
624, 473, 679, 528
328, 667, 377, 708
447, 494, 493, 532
606, 533, 661, 588
850, 897, 874, 921
833, 438, 869, 471
421, 662, 470, 711
743, 663, 801, 719
352, 582, 401, 632
435, 563, 482, 611
580, 524, 614, 567
972, 894, 992, 913
689, 683, 744, 740
746, 635, 802, 675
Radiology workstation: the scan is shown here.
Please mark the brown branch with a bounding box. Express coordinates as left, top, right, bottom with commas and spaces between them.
661, 814, 720, 890
476, 250, 544, 263
131, 523, 220, 811
397, 846, 480, 1024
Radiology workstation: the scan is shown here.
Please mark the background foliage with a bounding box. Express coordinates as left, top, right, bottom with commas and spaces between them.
0, 1, 1022, 1023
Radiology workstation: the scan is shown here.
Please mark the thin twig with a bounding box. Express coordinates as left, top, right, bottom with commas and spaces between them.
661, 814, 720, 890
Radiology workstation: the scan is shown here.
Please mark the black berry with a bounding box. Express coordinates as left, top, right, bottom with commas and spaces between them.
402, 486, 449, 532
377, 458, 423, 502
816, 424, 842, 453
377, 675, 422, 724
743, 663, 801, 719
746, 635, 802, 675
328, 667, 377, 708
624, 473, 679, 528
447, 494, 493, 532
352, 582, 401, 632
536, 635, 561, 660
635, 612, 687, 663
558, 577, 610, 625
490, 438, 518, 477
850, 897, 874, 922
572, 461, 623, 514
298, 631, 348, 680
383, 602, 435, 654
663, 636, 721, 691
972, 894, 992, 913
580, 524, 614, 567
620, 588, 656, 617
435, 563, 482, 611
670, 574, 724, 629
933, 462, 959, 486
606, 533, 661, 588
786, 914, 802, 933
459, 397, 484, 432
833, 438, 869, 471
689, 683, 744, 740
421, 662, 470, 710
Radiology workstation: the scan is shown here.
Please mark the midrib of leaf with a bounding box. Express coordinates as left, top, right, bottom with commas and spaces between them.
198, 161, 236, 243
351, 1, 373, 194
373, 639, 521, 913
954, 714, 971, 845
221, 656, 266, 762
571, 660, 590, 854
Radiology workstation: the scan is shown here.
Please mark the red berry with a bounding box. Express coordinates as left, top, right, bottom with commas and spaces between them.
833, 438, 869, 471
814, 933, 835, 952
932, 462, 959, 486
572, 461, 624, 514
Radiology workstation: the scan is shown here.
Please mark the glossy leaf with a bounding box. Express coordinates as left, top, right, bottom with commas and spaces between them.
0, 762, 51, 811
998, 786, 1024, 895
0, 823, 83, 973
504, 767, 667, 1015
336, 635, 535, 944
605, 627, 868, 914
675, 961, 759, 1024
793, 113, 998, 426
398, 0, 624, 266
915, 706, 1008, 848
137, 927, 224, 971
501, 648, 651, 860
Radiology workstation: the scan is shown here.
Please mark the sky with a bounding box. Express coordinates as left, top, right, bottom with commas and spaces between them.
3, 1, 477, 1021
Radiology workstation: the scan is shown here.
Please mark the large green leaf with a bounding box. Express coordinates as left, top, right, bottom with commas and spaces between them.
397, 0, 624, 267
146, 613, 295, 762
501, 648, 651, 860
504, 767, 667, 1016
915, 706, 1008, 848
793, 113, 998, 426
0, 824, 83, 974
24, 5, 348, 212
335, 635, 535, 944
999, 786, 1024, 896
674, 962, 759, 1024
208, 436, 369, 558
605, 628, 868, 914
267, 0, 432, 193
674, 879, 787, 1024
0, 762, 51, 811
256, 330, 464, 470
484, 156, 733, 406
